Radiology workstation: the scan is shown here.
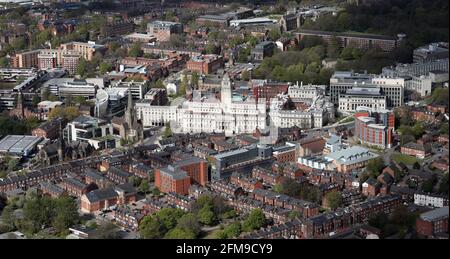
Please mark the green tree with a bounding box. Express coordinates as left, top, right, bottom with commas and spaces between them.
139, 215, 165, 239
76, 58, 88, 77
99, 62, 113, 75
366, 157, 385, 177
128, 43, 143, 57
191, 194, 213, 214
325, 191, 343, 210
422, 174, 438, 193
23, 196, 55, 234
191, 72, 200, 89
151, 187, 160, 197
152, 79, 165, 89
11, 37, 26, 51
268, 28, 281, 41
74, 96, 87, 105
198, 204, 217, 226
176, 213, 201, 237
1, 205, 16, 232
163, 124, 172, 138
242, 209, 266, 232
128, 176, 142, 187
288, 210, 301, 220
52, 196, 79, 233
156, 208, 186, 230
32, 95, 41, 106
438, 173, 449, 194
431, 88, 449, 105
138, 179, 150, 193
0, 57, 9, 67
340, 47, 355, 60
413, 162, 421, 170
205, 43, 218, 54
7, 158, 18, 171
223, 222, 241, 238
48, 106, 80, 121
326, 36, 341, 58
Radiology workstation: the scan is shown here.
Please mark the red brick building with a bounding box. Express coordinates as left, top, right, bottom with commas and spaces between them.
187, 54, 224, 74
252, 166, 283, 186
362, 178, 381, 197
230, 173, 263, 192
80, 183, 137, 213
172, 156, 208, 187
400, 142, 431, 159
155, 165, 191, 195
32, 119, 64, 140
62, 177, 92, 197
252, 81, 289, 106
129, 162, 152, 179
273, 145, 296, 163
416, 207, 449, 237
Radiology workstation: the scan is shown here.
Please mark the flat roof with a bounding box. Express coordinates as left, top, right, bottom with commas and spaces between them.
160, 166, 189, 180
297, 29, 397, 41
214, 148, 249, 160
0, 135, 43, 155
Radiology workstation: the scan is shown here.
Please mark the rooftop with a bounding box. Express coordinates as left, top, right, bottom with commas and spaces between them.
325, 146, 378, 165
0, 135, 43, 155
159, 165, 189, 180
420, 206, 449, 222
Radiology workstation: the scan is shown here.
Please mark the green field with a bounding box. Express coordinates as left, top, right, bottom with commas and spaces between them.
392, 154, 419, 165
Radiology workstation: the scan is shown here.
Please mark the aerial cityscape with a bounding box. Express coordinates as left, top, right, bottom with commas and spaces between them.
0, 0, 448, 240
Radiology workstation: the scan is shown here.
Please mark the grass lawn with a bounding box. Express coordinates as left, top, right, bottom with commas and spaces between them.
201, 229, 221, 239
392, 153, 419, 165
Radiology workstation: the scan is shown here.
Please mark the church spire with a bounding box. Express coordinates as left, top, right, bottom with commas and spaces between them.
125, 86, 134, 126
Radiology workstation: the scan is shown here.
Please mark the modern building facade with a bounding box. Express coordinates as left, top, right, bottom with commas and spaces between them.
146, 21, 183, 42
329, 71, 404, 108
354, 108, 395, 149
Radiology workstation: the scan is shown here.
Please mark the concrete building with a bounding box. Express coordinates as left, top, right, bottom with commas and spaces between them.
60, 41, 105, 61
229, 17, 276, 28
65, 115, 115, 150
101, 20, 134, 38
413, 42, 449, 63
11, 50, 40, 68
42, 78, 103, 99
298, 146, 378, 173
136, 74, 267, 136
414, 193, 449, 208
212, 144, 273, 180
147, 21, 183, 42
269, 84, 335, 129
354, 108, 395, 149
251, 41, 275, 62
338, 87, 387, 113
296, 29, 399, 52
382, 58, 449, 97
280, 13, 302, 32
329, 71, 404, 108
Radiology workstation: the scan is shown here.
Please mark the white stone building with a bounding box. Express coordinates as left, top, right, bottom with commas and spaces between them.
338, 87, 387, 113
136, 74, 267, 136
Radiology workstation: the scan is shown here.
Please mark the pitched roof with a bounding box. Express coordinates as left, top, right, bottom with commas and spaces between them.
84, 188, 118, 203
